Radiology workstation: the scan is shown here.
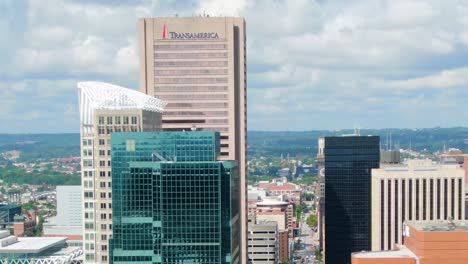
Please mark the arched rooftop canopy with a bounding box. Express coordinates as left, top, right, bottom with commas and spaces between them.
78, 81, 166, 132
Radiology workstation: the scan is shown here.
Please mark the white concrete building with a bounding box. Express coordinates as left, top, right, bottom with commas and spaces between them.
371, 159, 465, 251
248, 221, 278, 264
78, 82, 166, 263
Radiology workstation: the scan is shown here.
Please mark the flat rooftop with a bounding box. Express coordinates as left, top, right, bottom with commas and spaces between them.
408, 220, 468, 232
352, 245, 416, 259
0, 237, 66, 254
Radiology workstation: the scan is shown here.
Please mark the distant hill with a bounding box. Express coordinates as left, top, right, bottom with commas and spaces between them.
0, 127, 467, 160
248, 127, 468, 157
0, 133, 80, 161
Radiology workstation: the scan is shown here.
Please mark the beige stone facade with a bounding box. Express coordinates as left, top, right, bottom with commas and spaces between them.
139, 17, 247, 262
247, 222, 278, 264
371, 159, 465, 251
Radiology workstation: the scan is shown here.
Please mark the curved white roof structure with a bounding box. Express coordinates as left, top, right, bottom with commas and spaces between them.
78, 81, 166, 133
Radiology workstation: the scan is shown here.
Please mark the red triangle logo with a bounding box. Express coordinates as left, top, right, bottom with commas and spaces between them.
162, 22, 168, 39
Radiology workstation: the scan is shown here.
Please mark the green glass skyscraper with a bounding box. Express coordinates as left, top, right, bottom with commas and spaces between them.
110, 132, 240, 264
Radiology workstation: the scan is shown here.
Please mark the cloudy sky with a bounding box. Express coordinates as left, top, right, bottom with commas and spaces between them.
1, 0, 468, 133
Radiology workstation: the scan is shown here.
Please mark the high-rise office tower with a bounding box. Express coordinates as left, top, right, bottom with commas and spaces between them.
78, 82, 166, 263
371, 159, 465, 251
109, 132, 240, 263
139, 17, 247, 261
324, 136, 380, 264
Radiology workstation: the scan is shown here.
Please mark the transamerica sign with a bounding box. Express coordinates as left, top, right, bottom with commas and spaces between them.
162, 22, 219, 40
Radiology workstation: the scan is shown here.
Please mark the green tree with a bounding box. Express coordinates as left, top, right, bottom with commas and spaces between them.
307, 214, 318, 228
315, 249, 323, 262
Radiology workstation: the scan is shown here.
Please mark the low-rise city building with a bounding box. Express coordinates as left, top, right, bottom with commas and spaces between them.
247, 221, 278, 264
353, 220, 468, 264
0, 230, 82, 263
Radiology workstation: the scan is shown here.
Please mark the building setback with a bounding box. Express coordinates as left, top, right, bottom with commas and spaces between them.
371, 159, 465, 251
324, 136, 380, 264
139, 17, 248, 261
78, 82, 166, 263
109, 132, 240, 264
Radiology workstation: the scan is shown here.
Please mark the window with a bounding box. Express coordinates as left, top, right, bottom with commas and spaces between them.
98, 116, 104, 125
100, 182, 106, 188
99, 150, 105, 156
108, 192, 112, 198
100, 171, 105, 177
102, 255, 108, 261
108, 182, 112, 188
84, 192, 93, 198
101, 234, 107, 241
100, 203, 106, 209
83, 160, 93, 167
85, 212, 93, 220
84, 181, 93, 188
101, 213, 107, 219
99, 161, 106, 166
85, 222, 94, 230
115, 116, 121, 124
107, 116, 113, 125
101, 224, 107, 230
99, 139, 105, 145
131, 116, 137, 124
100, 193, 106, 198
85, 254, 94, 261
123, 116, 129, 124
126, 139, 136, 151
102, 245, 108, 251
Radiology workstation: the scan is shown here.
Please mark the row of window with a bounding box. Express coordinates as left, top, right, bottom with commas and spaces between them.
98, 116, 138, 125
155, 77, 228, 84
159, 93, 228, 100
166, 102, 228, 109
155, 60, 228, 67
164, 110, 229, 117
98, 126, 139, 134
155, 52, 227, 59
155, 69, 228, 76
154, 44, 227, 51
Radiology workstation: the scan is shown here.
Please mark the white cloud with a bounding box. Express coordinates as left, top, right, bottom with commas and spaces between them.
384, 67, 468, 90
1, 0, 468, 131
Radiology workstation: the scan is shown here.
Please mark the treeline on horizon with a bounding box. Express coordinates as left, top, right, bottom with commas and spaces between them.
0, 127, 467, 159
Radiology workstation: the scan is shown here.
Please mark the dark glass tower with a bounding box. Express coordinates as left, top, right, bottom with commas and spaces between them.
109, 132, 240, 264
324, 136, 380, 264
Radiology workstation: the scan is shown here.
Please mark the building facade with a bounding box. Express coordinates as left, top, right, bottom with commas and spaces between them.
371, 159, 465, 251
139, 17, 248, 261
110, 132, 240, 264
78, 82, 166, 263
247, 221, 278, 264
43, 186, 82, 240
324, 136, 380, 264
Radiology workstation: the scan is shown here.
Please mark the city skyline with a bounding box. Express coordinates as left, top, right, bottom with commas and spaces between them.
2, 0, 468, 133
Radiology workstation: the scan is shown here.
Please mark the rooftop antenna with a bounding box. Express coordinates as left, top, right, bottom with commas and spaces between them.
390, 131, 392, 150
386, 131, 389, 150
